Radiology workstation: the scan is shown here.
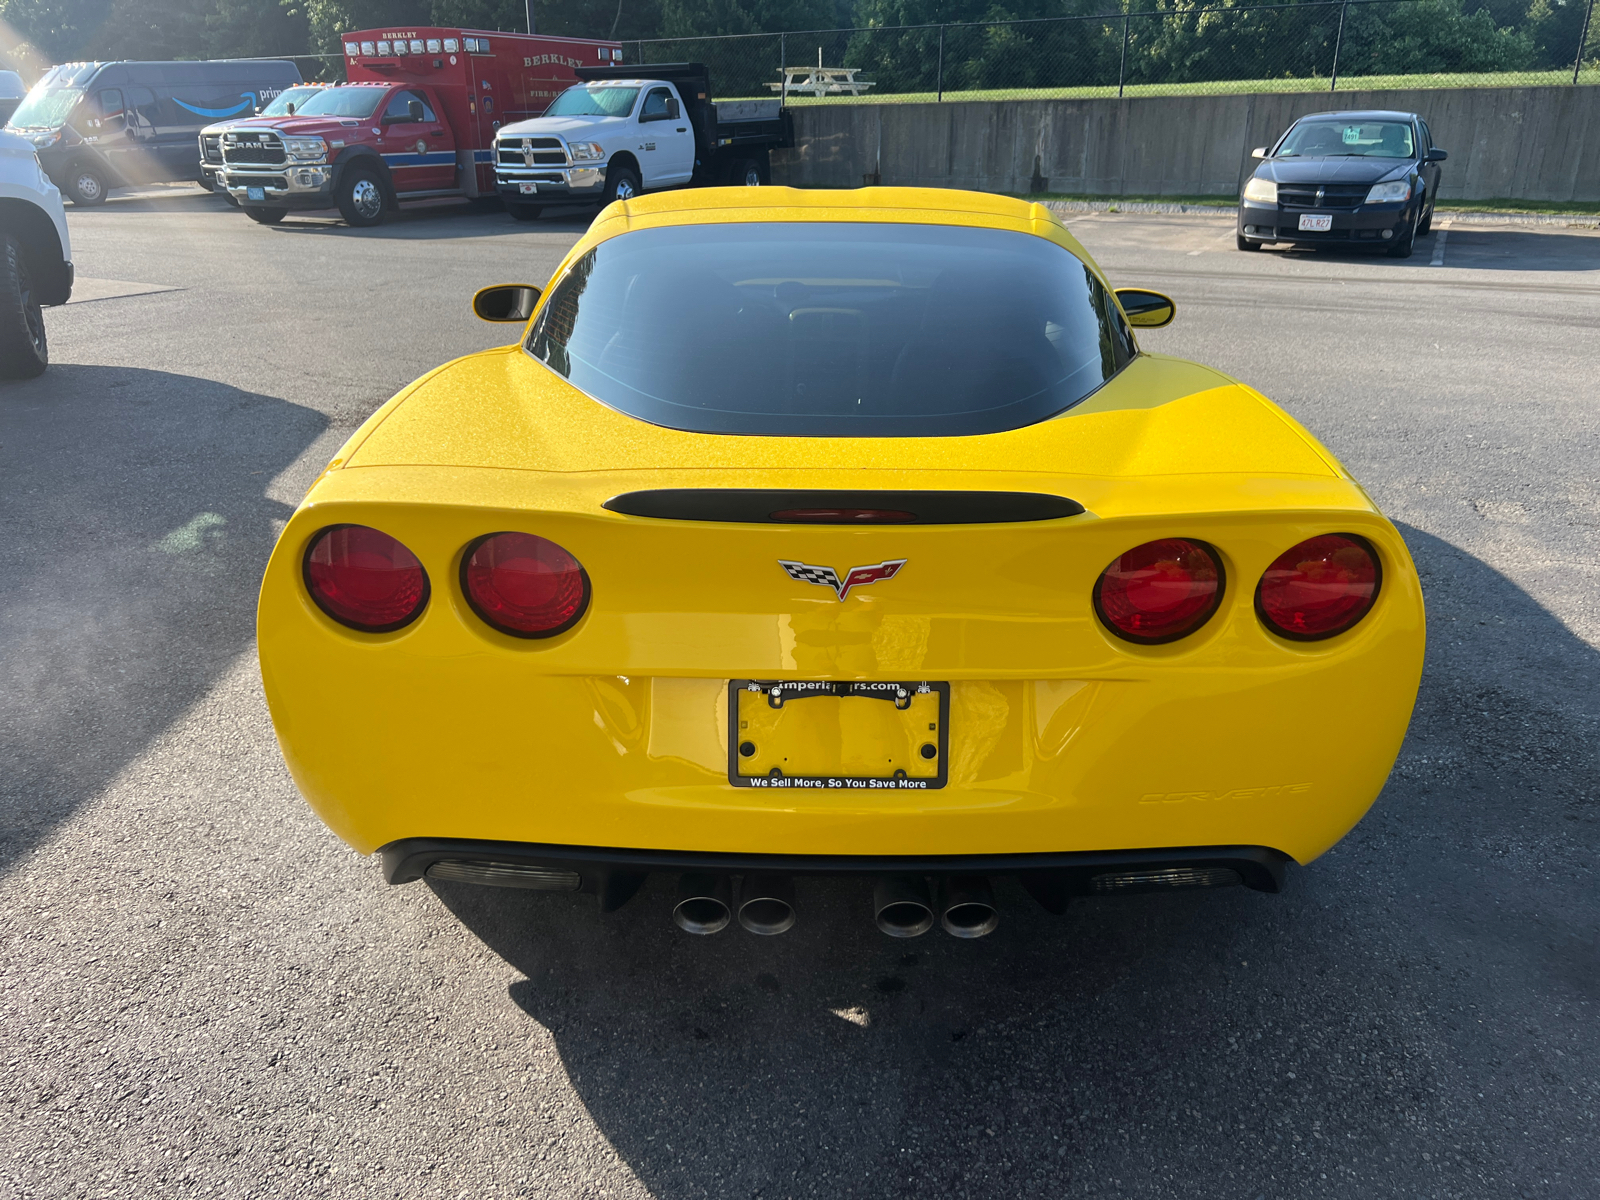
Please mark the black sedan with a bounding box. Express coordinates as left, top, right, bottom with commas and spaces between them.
1237, 109, 1446, 258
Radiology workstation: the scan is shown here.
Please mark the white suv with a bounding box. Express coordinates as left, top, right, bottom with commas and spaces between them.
0, 129, 73, 378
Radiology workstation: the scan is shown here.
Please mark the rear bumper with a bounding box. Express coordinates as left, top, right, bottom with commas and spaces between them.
382, 836, 1291, 904
1238, 199, 1417, 245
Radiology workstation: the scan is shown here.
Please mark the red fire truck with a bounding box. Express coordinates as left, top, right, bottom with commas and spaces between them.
211, 27, 621, 226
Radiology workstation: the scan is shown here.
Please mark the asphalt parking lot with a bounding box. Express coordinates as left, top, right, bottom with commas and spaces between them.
3, 187, 1598, 1200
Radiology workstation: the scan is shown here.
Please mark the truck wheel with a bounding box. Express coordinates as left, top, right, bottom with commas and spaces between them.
66, 166, 108, 207
0, 235, 48, 380
603, 164, 641, 205
244, 206, 287, 225
336, 165, 388, 227
728, 158, 764, 187
506, 202, 542, 222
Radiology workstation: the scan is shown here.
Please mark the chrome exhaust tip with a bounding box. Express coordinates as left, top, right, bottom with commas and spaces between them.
737, 873, 796, 935
873, 876, 935, 938
673, 873, 732, 934
939, 875, 999, 938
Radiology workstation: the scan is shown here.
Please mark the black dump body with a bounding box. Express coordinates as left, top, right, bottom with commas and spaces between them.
574, 61, 792, 182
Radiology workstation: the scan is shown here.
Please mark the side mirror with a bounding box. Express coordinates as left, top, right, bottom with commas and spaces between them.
1115, 288, 1176, 329
1425, 147, 1448, 162
408, 99, 424, 122
666, 96, 680, 119
1251, 146, 1268, 159
473, 283, 541, 323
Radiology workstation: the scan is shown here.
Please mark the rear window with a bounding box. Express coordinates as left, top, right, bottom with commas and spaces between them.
526, 223, 1135, 437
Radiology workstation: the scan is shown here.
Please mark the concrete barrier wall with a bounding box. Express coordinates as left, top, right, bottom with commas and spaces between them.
771, 85, 1600, 202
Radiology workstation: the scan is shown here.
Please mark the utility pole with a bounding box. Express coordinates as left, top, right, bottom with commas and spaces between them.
936, 26, 945, 101
1329, 0, 1349, 92
1118, 13, 1130, 98
526, 0, 536, 36
1575, 0, 1595, 85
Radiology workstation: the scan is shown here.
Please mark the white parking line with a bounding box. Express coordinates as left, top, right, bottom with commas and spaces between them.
1430, 219, 1452, 267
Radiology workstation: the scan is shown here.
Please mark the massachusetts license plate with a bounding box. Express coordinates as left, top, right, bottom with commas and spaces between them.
728, 680, 950, 791
1298, 213, 1333, 232
519, 182, 538, 194
246, 186, 265, 201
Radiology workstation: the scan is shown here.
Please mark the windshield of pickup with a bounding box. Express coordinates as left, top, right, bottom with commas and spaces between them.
1278, 119, 1415, 158
293, 86, 386, 119
8, 85, 82, 130
526, 222, 1135, 438
544, 85, 640, 118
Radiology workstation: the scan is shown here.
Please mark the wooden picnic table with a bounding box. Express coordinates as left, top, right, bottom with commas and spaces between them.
769, 65, 876, 97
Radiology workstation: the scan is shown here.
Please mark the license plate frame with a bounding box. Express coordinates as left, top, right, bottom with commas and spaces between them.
519, 182, 538, 194
246, 186, 265, 201
727, 680, 951, 791
1298, 213, 1333, 232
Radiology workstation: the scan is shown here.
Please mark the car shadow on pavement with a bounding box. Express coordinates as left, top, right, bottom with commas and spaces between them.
0, 365, 327, 877
262, 203, 600, 241
1274, 227, 1600, 272
430, 521, 1599, 1199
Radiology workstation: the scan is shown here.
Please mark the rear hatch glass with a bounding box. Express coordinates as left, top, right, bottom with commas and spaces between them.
526, 222, 1134, 438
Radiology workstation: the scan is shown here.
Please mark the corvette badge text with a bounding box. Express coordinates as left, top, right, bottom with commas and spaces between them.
1140, 783, 1313, 804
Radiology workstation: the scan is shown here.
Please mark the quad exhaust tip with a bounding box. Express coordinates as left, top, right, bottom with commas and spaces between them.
673, 872, 997, 938
673, 873, 732, 935
874, 875, 999, 938
737, 873, 796, 936
674, 873, 798, 935
874, 876, 936, 938
939, 875, 999, 939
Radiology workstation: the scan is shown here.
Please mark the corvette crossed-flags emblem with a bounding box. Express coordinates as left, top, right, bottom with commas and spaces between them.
778, 558, 907, 601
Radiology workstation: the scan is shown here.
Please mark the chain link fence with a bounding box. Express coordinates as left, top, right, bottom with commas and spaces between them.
625, 0, 1599, 103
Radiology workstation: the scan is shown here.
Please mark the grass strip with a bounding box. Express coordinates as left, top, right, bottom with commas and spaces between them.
741, 68, 1600, 106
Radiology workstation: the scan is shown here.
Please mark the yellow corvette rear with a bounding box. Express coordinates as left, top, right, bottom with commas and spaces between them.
257, 187, 1424, 934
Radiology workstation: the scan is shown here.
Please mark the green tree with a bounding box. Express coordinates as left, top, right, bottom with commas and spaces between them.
0, 0, 113, 63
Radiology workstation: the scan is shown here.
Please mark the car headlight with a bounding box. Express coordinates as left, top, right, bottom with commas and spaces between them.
284, 138, 327, 161
1242, 176, 1277, 204
568, 141, 604, 161
32, 131, 61, 148
1364, 180, 1412, 204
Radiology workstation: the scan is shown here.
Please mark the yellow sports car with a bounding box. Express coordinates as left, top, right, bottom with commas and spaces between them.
257, 187, 1424, 939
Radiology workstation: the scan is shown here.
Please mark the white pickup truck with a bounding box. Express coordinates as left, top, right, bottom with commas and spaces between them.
492, 61, 791, 220
0, 129, 73, 378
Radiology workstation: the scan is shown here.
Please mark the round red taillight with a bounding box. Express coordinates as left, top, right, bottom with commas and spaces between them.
303, 524, 430, 632
1256, 533, 1380, 641
462, 532, 590, 638
1094, 538, 1224, 644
